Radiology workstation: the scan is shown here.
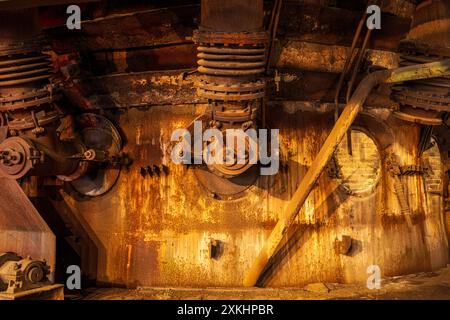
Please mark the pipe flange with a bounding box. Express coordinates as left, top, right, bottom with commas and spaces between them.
197, 79, 265, 101
399, 40, 450, 59
193, 30, 268, 46
394, 42, 450, 116
213, 107, 259, 123
392, 87, 450, 112
0, 87, 55, 112
393, 105, 443, 126
7, 110, 60, 131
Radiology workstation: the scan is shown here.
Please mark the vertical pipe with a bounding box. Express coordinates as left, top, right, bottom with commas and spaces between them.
200, 0, 264, 32
194, 0, 267, 178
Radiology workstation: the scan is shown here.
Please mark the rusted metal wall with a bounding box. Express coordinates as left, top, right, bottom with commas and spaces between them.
53, 104, 449, 287
32, 0, 448, 288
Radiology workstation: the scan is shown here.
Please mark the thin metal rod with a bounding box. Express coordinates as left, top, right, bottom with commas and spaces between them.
344, 27, 372, 156
265, 0, 283, 73
333, 9, 368, 121
346, 28, 373, 103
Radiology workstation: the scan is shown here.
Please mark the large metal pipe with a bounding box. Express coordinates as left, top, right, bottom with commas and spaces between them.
243, 59, 450, 287
200, 0, 263, 32
193, 0, 267, 178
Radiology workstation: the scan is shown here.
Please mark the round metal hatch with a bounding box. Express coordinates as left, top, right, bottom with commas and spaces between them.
332, 129, 381, 195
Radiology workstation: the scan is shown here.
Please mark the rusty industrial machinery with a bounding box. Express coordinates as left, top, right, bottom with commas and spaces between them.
0, 8, 81, 180
391, 0, 450, 250
0, 252, 50, 294
189, 0, 269, 198
0, 7, 124, 196
393, 0, 450, 125
0, 1, 122, 300
2, 0, 450, 302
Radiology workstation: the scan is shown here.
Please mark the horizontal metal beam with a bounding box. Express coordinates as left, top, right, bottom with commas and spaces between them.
0, 0, 98, 10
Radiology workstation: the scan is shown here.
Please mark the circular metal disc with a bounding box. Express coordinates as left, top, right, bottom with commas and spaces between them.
70, 113, 122, 197
0, 136, 33, 179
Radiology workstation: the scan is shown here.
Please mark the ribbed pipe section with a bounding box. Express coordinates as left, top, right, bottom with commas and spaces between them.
392, 0, 450, 124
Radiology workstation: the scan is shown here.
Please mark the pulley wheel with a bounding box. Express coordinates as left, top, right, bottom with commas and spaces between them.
70, 113, 122, 197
